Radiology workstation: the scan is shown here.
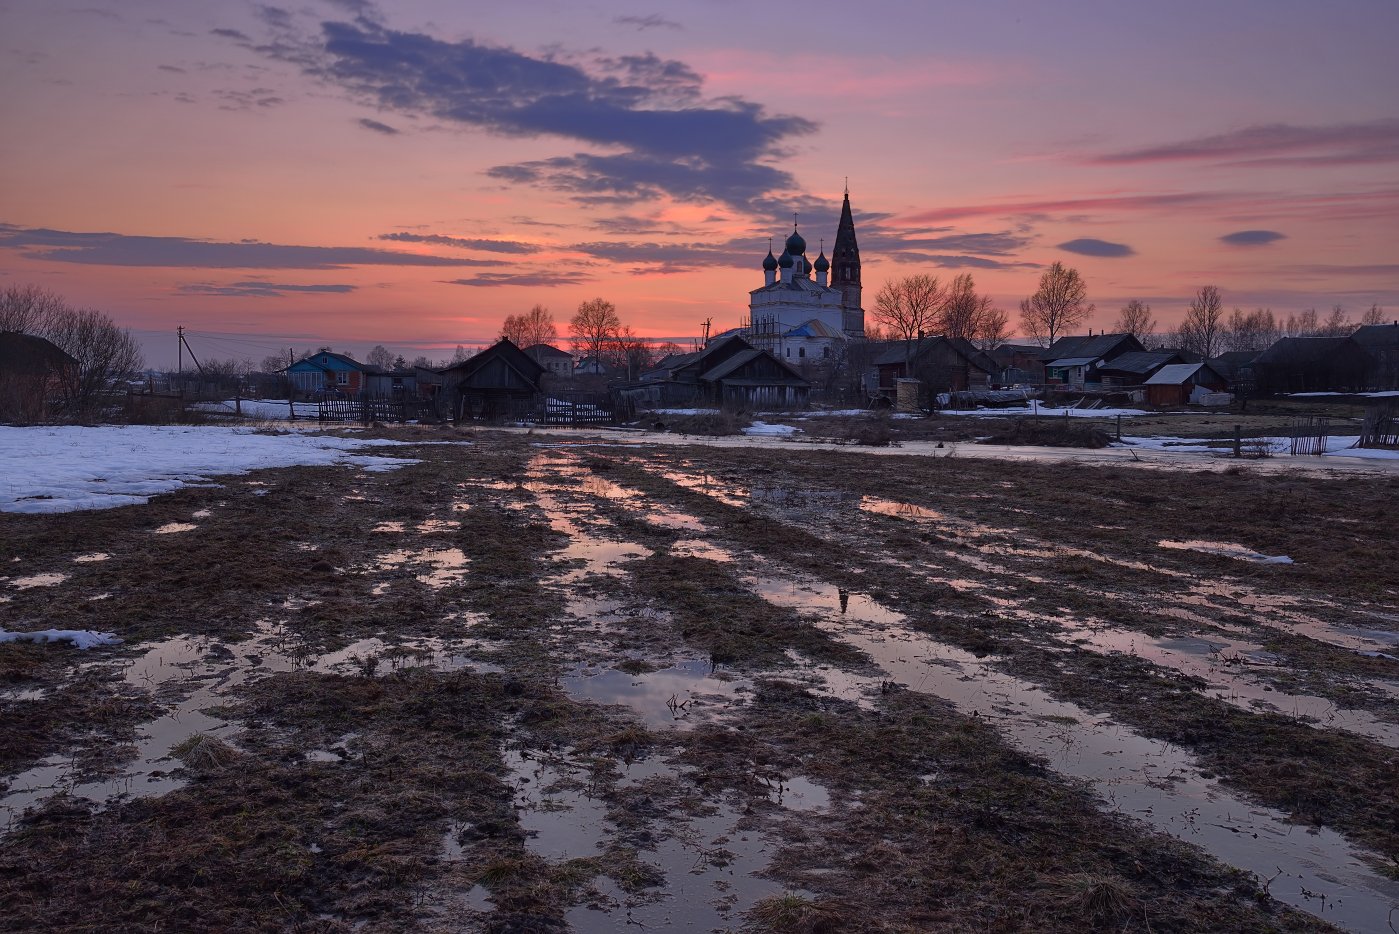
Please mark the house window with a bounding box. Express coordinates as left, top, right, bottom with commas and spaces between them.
823, 347, 830, 358
799, 347, 806, 358
336, 371, 349, 385
785, 348, 790, 357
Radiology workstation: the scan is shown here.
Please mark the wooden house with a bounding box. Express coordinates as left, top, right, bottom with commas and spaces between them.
1144, 362, 1230, 406
365, 368, 417, 398
0, 331, 77, 422
1251, 337, 1374, 394
523, 343, 574, 378
1096, 351, 1185, 388
1210, 351, 1262, 394
874, 336, 997, 397
625, 335, 808, 408
1351, 322, 1399, 390
285, 351, 371, 397
438, 339, 545, 421
1038, 333, 1146, 387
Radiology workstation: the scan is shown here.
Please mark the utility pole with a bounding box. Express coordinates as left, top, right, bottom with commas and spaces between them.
178, 326, 183, 375
701, 317, 711, 345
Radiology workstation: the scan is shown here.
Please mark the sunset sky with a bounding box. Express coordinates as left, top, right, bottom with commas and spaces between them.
3, 0, 1397, 368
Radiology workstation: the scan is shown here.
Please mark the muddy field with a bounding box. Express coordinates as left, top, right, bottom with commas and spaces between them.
2, 427, 1397, 932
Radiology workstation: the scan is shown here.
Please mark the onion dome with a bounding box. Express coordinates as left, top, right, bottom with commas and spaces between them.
813, 251, 829, 272
777, 249, 794, 268
785, 228, 806, 256
762, 249, 778, 271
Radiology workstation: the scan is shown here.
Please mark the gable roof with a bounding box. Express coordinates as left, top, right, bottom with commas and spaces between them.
1145, 362, 1227, 386
873, 336, 995, 372
1038, 333, 1144, 363
0, 332, 77, 375
1352, 323, 1399, 348
440, 338, 545, 385
699, 347, 808, 385
1099, 351, 1179, 375
1254, 336, 1371, 365
523, 343, 572, 359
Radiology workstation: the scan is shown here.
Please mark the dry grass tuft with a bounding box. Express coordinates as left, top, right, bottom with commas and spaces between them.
1042, 871, 1136, 924
171, 733, 241, 771
746, 893, 851, 933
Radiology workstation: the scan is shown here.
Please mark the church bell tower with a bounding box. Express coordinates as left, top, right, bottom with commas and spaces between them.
832, 184, 863, 337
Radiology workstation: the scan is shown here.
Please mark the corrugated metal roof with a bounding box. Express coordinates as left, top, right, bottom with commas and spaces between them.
1145, 363, 1204, 385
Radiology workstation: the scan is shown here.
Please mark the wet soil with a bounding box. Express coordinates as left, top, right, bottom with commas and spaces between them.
2, 428, 1395, 932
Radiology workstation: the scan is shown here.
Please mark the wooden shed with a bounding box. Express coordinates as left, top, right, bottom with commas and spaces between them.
1144, 362, 1230, 406
439, 339, 545, 421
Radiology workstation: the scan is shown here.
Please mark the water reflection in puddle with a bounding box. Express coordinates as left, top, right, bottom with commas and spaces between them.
1059, 623, 1399, 748
732, 556, 1399, 930
1161, 539, 1294, 565
0, 624, 497, 832
373, 547, 469, 590
505, 747, 607, 860
565, 802, 780, 934
561, 660, 750, 730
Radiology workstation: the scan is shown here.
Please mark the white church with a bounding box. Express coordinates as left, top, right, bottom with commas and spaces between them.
740, 188, 865, 365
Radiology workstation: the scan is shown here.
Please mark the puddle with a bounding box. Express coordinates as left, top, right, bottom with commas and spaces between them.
561, 660, 750, 730
564, 801, 780, 934
373, 547, 469, 590
153, 523, 197, 534
0, 625, 495, 831
1059, 623, 1399, 748
765, 775, 830, 813
504, 747, 608, 860
7, 573, 68, 589
416, 519, 460, 534
728, 556, 1399, 931
1161, 539, 1294, 565
72, 553, 110, 564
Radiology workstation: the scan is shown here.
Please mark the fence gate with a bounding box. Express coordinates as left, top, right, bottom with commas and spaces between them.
1289, 416, 1330, 456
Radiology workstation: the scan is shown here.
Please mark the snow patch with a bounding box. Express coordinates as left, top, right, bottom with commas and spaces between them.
0, 629, 123, 650
741, 421, 801, 436
0, 425, 421, 514
1160, 540, 1293, 564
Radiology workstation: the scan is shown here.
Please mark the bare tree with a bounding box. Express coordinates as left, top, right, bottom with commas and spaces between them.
606, 326, 655, 380
1360, 303, 1386, 327
260, 351, 294, 373
501, 304, 557, 348
570, 298, 621, 363
1019, 262, 1094, 347
1283, 307, 1319, 337
1178, 285, 1225, 358
1221, 307, 1279, 353
1318, 304, 1351, 336
44, 305, 144, 416
450, 345, 473, 365
0, 284, 66, 334
410, 355, 435, 369
872, 274, 945, 358
1114, 299, 1156, 342
366, 345, 394, 368
937, 273, 1006, 348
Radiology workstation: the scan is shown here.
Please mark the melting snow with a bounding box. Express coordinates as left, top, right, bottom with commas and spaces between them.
0, 425, 422, 514
0, 629, 123, 649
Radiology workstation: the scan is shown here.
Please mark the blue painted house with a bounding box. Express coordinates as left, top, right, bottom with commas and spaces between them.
284, 351, 371, 396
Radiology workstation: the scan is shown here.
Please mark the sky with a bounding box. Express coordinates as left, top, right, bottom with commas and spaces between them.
2, 0, 1397, 368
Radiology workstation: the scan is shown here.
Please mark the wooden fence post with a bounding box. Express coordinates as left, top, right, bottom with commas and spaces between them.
1234, 424, 1242, 458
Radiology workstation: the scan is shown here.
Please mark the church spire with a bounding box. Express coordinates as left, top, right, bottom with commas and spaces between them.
832, 185, 863, 336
